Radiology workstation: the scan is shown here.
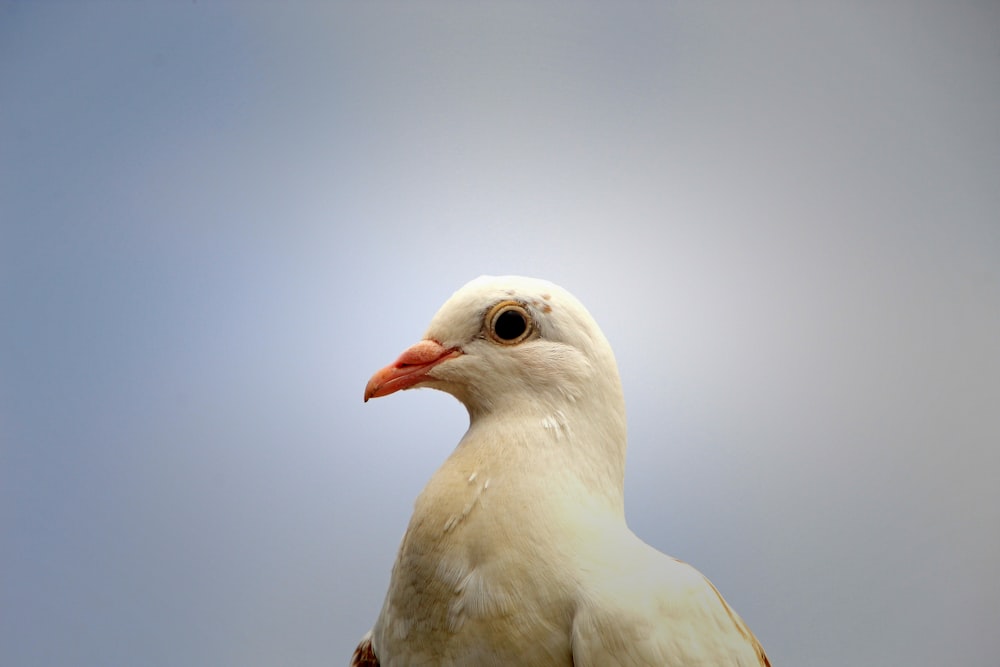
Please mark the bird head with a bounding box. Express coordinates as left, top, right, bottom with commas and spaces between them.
364, 275, 624, 422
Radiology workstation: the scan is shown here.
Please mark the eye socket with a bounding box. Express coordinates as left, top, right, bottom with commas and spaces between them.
485, 301, 534, 345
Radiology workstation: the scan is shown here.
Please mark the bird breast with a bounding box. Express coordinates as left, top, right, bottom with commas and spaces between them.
373, 460, 582, 666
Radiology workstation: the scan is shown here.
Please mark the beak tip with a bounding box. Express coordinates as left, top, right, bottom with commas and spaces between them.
362, 340, 458, 405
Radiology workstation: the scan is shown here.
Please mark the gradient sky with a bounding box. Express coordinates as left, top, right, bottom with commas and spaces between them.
3, 3, 999, 666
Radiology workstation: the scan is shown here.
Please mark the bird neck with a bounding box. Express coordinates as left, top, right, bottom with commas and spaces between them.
458, 393, 628, 517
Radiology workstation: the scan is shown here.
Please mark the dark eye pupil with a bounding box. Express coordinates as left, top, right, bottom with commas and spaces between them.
494, 309, 527, 340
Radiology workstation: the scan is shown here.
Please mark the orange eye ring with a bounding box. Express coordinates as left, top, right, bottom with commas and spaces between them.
485, 301, 534, 345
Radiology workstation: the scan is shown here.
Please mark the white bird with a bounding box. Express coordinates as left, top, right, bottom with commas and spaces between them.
352, 276, 769, 667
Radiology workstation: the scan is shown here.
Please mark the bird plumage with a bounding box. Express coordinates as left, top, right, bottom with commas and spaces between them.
352, 276, 768, 666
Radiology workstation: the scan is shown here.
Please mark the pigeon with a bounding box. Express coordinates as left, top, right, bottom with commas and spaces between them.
352, 275, 769, 666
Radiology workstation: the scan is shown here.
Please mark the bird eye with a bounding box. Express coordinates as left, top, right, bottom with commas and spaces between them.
486, 301, 533, 345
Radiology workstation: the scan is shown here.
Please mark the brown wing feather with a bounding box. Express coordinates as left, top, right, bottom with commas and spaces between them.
349, 633, 379, 667
701, 574, 770, 667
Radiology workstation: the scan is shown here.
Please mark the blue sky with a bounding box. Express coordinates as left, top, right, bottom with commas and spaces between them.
3, 3, 999, 665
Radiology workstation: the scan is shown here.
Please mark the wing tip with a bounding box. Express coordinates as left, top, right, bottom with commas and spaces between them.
350, 631, 379, 667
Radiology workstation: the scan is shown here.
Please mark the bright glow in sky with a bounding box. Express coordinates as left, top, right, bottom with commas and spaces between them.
2, 3, 999, 665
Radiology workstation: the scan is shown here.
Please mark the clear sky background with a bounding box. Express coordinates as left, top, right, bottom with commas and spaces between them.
3, 3, 999, 666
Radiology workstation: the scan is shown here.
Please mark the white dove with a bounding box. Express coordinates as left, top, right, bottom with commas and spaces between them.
352, 275, 769, 667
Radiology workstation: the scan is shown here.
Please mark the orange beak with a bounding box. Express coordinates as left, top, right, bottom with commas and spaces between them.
364, 339, 462, 402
